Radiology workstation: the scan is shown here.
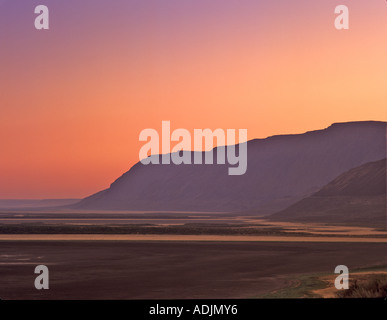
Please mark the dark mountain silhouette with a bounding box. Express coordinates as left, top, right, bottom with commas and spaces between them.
74, 121, 386, 213
268, 159, 386, 227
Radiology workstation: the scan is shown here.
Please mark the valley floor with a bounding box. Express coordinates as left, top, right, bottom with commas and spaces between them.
1, 211, 386, 299
1, 240, 387, 299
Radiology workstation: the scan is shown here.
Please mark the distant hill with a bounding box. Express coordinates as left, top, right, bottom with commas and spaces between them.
0, 199, 80, 209
268, 159, 386, 228
74, 121, 386, 213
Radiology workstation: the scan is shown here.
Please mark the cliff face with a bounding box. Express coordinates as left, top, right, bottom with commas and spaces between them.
74, 121, 386, 213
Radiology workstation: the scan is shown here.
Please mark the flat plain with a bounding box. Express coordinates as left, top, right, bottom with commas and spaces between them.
1, 211, 386, 299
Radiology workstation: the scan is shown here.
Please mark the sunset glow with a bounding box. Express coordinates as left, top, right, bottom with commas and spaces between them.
0, 0, 386, 198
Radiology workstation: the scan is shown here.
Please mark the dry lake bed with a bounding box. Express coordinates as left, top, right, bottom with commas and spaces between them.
1, 211, 386, 299
1, 240, 387, 299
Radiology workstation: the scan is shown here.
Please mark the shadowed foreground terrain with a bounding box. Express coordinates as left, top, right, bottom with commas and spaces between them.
1, 241, 387, 300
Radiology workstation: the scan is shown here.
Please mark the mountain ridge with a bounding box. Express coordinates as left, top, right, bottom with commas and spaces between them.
73, 121, 386, 213
268, 158, 386, 227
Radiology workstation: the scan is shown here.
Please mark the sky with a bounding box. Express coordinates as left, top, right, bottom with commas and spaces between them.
0, 0, 386, 199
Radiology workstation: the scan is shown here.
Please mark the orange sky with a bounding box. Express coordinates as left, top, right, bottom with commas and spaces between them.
0, 0, 386, 199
